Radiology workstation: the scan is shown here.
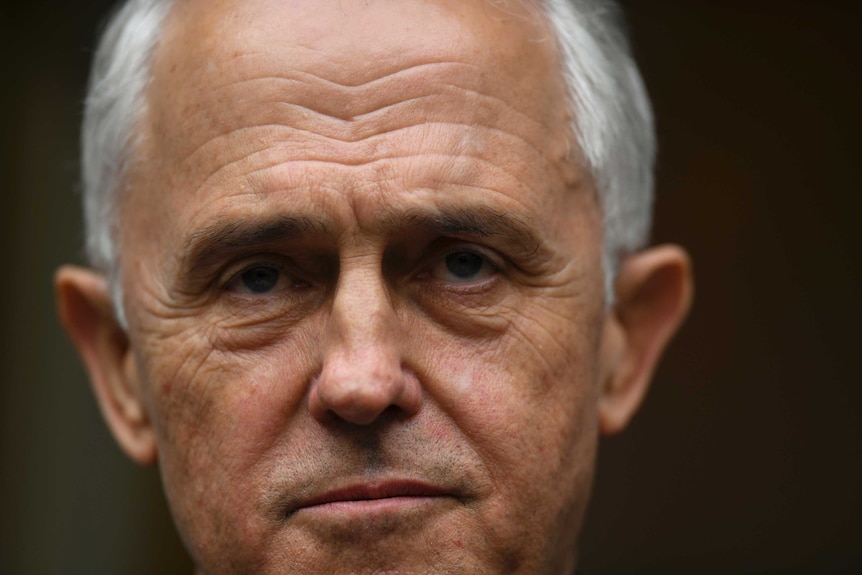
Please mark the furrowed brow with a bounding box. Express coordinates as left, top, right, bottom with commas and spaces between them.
181, 215, 325, 274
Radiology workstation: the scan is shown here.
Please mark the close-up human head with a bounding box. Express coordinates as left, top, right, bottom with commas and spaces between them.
56, 0, 692, 573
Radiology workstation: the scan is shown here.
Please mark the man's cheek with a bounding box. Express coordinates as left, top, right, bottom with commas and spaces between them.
145, 345, 260, 450
425, 336, 596, 547
141, 340, 281, 555
144, 322, 324, 477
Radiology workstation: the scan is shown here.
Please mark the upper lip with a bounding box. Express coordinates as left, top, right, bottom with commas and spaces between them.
291, 479, 452, 512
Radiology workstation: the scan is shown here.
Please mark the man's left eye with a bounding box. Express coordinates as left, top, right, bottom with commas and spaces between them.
226, 265, 290, 294
431, 250, 497, 283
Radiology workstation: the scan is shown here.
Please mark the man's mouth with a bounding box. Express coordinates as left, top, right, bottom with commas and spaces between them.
290, 480, 453, 516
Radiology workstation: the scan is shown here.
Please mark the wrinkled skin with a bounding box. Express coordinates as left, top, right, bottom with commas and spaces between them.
120, 0, 609, 573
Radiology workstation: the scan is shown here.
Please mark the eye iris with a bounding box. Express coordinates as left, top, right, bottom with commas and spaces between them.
445, 252, 484, 279
241, 267, 279, 293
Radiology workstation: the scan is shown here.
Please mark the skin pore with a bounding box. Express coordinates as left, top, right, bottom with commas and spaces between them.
55, 0, 692, 574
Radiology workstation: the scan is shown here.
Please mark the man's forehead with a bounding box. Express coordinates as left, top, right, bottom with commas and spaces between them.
148, 0, 562, 121
163, 0, 548, 56
122, 0, 582, 269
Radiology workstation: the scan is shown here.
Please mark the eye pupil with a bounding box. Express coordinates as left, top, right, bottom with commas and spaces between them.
241, 267, 279, 293
445, 252, 484, 279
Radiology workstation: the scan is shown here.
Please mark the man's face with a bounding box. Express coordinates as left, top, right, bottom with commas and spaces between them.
119, 0, 608, 573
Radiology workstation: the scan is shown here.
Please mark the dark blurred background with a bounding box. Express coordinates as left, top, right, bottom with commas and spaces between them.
1, 1, 860, 574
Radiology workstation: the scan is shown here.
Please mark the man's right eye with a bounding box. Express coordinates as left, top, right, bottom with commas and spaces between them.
226, 265, 289, 295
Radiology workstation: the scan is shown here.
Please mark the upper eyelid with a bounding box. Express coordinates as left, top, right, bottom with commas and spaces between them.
220, 255, 292, 288
435, 242, 504, 269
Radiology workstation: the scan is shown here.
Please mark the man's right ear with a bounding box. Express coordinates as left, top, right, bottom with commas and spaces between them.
55, 266, 157, 465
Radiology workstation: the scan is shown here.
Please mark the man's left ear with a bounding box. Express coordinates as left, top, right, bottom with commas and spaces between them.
599, 244, 693, 434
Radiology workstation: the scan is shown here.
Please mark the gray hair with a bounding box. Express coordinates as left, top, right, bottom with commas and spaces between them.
81, 0, 173, 324
81, 0, 655, 319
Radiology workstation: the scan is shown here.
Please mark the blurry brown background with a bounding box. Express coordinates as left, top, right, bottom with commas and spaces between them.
1, 1, 860, 573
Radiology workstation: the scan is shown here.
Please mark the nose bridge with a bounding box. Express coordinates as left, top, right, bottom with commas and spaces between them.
329, 260, 396, 354
310, 254, 421, 425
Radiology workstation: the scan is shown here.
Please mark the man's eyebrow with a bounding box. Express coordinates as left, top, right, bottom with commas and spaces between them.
389, 207, 544, 257
181, 215, 325, 272
179, 207, 546, 274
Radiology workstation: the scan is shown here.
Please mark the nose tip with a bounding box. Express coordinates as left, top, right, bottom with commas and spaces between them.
309, 349, 422, 425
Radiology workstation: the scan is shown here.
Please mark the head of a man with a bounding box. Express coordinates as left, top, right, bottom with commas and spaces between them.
56, 0, 692, 573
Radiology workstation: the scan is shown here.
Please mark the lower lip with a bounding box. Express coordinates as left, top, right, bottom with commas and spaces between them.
296, 495, 449, 517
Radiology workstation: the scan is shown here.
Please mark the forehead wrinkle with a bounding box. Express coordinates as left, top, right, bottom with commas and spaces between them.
161, 60, 478, 137
144, 2, 571, 192
174, 95, 553, 180
184, 119, 551, 199
214, 58, 482, 93
151, 0, 566, 135
212, 154, 543, 210
163, 63, 555, 160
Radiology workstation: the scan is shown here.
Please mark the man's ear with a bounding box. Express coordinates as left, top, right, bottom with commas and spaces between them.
55, 265, 157, 465
599, 245, 693, 435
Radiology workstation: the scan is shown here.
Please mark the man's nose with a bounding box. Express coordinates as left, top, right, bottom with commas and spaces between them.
309, 267, 422, 425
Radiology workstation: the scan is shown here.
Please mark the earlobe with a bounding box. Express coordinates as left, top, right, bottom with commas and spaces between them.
599, 245, 693, 435
55, 265, 157, 465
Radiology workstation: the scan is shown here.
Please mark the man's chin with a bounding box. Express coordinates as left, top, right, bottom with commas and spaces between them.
193, 503, 526, 575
